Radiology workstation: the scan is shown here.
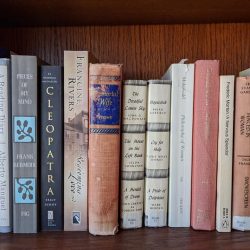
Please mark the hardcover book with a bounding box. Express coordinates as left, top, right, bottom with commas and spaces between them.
0, 58, 12, 233
64, 51, 88, 231
41, 66, 63, 231
191, 60, 220, 231
89, 63, 122, 235
120, 80, 147, 229
216, 75, 234, 232
233, 76, 250, 231
144, 80, 171, 227
162, 62, 194, 227
12, 55, 37, 233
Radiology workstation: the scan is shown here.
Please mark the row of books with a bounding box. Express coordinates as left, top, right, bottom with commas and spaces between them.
0, 50, 249, 235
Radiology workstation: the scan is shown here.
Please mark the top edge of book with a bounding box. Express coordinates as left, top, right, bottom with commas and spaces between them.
0, 58, 10, 64
220, 75, 235, 77
11, 55, 37, 59
239, 68, 250, 77
237, 76, 250, 80
195, 59, 219, 63
89, 63, 123, 67
148, 79, 171, 84
124, 80, 147, 86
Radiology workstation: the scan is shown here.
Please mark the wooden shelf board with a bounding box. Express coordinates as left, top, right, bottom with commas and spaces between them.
1, 228, 250, 249
1, 0, 250, 26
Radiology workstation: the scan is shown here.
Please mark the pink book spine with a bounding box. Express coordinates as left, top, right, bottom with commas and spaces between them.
191, 60, 220, 230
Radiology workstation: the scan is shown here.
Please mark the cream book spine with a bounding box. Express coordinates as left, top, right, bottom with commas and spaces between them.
216, 75, 235, 232
120, 80, 147, 229
144, 80, 171, 227
163, 63, 194, 227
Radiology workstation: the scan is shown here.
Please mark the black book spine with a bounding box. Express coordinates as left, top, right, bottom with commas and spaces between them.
41, 66, 63, 231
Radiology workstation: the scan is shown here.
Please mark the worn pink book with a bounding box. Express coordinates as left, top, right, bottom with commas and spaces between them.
191, 60, 220, 231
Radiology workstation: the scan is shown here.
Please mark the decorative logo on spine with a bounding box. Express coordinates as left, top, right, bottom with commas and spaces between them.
14, 116, 36, 143
15, 178, 36, 204
72, 212, 81, 224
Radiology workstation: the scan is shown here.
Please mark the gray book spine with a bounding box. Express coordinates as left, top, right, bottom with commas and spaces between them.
11, 55, 37, 233
0, 59, 12, 233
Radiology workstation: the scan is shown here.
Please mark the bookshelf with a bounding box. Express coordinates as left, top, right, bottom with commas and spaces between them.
1, 1, 250, 249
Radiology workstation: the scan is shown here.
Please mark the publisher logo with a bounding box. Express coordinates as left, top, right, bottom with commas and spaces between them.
14, 116, 36, 143
48, 211, 53, 220
72, 212, 81, 225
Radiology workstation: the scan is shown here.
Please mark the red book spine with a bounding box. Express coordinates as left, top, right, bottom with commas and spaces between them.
191, 60, 220, 230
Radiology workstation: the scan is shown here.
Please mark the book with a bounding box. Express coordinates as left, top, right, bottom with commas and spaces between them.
41, 66, 63, 231
0, 58, 12, 233
216, 75, 235, 232
89, 63, 122, 235
12, 55, 38, 233
162, 62, 194, 227
191, 60, 220, 231
64, 51, 88, 231
120, 80, 147, 229
232, 76, 250, 231
144, 80, 171, 227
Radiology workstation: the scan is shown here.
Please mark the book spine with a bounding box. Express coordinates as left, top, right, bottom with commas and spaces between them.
167, 64, 194, 227
0, 59, 12, 233
89, 63, 122, 235
216, 76, 234, 232
144, 80, 171, 227
64, 51, 88, 231
233, 77, 250, 231
12, 55, 37, 233
191, 60, 220, 231
41, 66, 63, 231
120, 80, 147, 229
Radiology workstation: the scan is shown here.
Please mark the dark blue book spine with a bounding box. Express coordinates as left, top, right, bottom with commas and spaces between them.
40, 66, 63, 231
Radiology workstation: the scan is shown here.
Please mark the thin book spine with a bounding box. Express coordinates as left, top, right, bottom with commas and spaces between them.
41, 66, 63, 231
144, 80, 171, 227
120, 80, 147, 229
0, 59, 12, 233
64, 51, 88, 231
12, 55, 38, 233
216, 75, 234, 232
89, 63, 122, 235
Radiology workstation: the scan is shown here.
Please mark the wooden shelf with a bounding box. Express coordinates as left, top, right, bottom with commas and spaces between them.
1, 0, 250, 27
1, 228, 250, 249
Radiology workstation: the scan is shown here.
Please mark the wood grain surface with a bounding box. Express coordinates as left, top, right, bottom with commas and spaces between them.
0, 23, 250, 79
0, 0, 250, 26
0, 228, 250, 250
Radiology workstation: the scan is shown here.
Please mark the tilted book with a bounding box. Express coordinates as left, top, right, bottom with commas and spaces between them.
41, 66, 63, 231
233, 76, 250, 231
12, 55, 38, 233
191, 60, 220, 231
162, 62, 194, 227
216, 75, 235, 232
64, 51, 88, 231
89, 63, 122, 235
0, 59, 12, 233
144, 80, 171, 227
120, 80, 147, 229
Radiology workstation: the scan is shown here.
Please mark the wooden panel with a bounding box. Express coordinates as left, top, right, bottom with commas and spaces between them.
1, 0, 250, 26
1, 228, 250, 249
0, 23, 249, 79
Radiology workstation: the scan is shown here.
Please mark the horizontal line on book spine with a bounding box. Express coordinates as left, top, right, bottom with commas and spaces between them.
237, 155, 250, 157
147, 122, 170, 132
123, 81, 147, 86
121, 171, 144, 180
145, 169, 169, 178
123, 124, 146, 133
148, 80, 171, 85
89, 128, 120, 134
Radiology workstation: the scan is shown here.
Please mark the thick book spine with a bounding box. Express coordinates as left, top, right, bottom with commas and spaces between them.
120, 80, 147, 229
41, 66, 63, 231
216, 75, 234, 232
164, 63, 194, 227
144, 80, 171, 227
0, 59, 12, 233
11, 55, 37, 233
233, 77, 250, 231
89, 63, 122, 235
191, 60, 220, 231
64, 51, 88, 231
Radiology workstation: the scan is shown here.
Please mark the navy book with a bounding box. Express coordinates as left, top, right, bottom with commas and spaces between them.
40, 66, 63, 231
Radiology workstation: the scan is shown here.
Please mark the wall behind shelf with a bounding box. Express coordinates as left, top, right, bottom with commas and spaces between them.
0, 23, 249, 79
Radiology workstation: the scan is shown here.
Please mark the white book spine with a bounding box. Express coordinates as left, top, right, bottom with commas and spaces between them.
144, 80, 171, 227
0, 59, 11, 233
120, 80, 147, 229
216, 75, 235, 232
163, 63, 194, 227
